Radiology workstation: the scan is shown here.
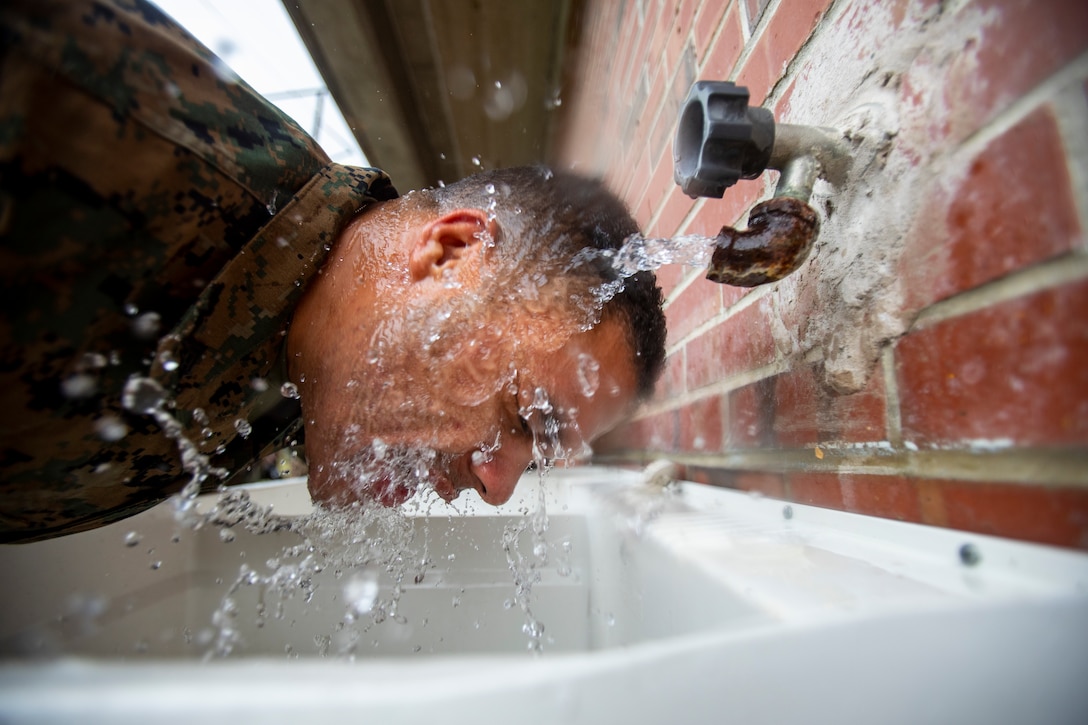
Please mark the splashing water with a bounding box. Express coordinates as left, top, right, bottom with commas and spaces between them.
105, 197, 718, 661
501, 475, 551, 653
608, 233, 717, 275
582, 232, 714, 304
203, 500, 422, 659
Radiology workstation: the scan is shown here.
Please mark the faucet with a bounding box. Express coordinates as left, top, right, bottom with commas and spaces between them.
673, 81, 852, 286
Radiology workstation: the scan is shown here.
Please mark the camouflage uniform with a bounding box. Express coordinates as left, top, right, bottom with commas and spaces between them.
0, 0, 396, 542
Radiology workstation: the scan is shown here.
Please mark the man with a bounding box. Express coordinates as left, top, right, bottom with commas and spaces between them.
0, 0, 666, 543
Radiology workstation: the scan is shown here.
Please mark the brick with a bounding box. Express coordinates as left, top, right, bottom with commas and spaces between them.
634, 153, 678, 230
616, 72, 651, 172
920, 479, 1088, 550
772, 362, 887, 447
728, 378, 776, 448
685, 302, 777, 390
655, 350, 686, 399
665, 276, 722, 348
595, 410, 678, 454
620, 149, 652, 214
789, 472, 923, 522
685, 182, 763, 235
745, 0, 773, 27
625, 2, 661, 93
902, 0, 1088, 147
637, 67, 667, 151
614, 8, 641, 86
648, 43, 698, 172
693, 0, 724, 62
841, 475, 921, 522
734, 470, 787, 499
903, 108, 1082, 309
678, 394, 725, 451
788, 471, 845, 510
687, 467, 788, 499
897, 279, 1088, 447
648, 0, 677, 69
651, 185, 698, 238
700, 5, 743, 77
767, 270, 820, 351
653, 263, 687, 299
917, 479, 949, 527
736, 0, 833, 105
665, 0, 699, 72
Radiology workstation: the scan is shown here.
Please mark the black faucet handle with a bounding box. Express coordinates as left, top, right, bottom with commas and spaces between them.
673, 81, 775, 199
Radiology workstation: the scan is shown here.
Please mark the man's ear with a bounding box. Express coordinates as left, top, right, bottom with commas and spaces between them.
408, 208, 496, 282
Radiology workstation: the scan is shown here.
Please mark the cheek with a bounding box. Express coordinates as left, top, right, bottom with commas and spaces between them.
436, 340, 515, 407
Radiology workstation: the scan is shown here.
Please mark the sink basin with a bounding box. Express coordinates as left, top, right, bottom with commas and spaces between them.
1, 466, 1086, 724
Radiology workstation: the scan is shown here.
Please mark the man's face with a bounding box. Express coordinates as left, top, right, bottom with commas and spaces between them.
289, 203, 640, 508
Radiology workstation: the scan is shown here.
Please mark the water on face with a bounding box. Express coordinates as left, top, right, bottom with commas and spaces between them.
98, 190, 716, 660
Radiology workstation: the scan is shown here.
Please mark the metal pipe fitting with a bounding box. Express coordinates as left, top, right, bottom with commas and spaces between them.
705, 197, 820, 286
672, 81, 853, 287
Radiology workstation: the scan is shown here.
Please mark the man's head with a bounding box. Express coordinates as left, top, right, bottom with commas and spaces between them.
288, 166, 666, 508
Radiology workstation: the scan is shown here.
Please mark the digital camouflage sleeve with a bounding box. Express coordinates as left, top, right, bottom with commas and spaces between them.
0, 0, 396, 542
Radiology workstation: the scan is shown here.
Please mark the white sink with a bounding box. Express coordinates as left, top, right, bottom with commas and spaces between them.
1, 466, 1086, 724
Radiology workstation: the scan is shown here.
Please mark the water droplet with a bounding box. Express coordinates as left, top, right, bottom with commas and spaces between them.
150, 560, 162, 570
94, 414, 128, 442
60, 373, 97, 400
344, 570, 380, 615
576, 353, 600, 397
250, 377, 269, 392
160, 352, 179, 372
122, 376, 166, 415
124, 531, 142, 547
219, 527, 236, 543
531, 387, 552, 414
234, 418, 252, 439
280, 382, 300, 399
131, 311, 162, 340
471, 156, 482, 167
80, 352, 107, 370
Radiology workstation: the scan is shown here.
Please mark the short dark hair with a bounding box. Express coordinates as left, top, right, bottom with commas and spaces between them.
424, 166, 666, 399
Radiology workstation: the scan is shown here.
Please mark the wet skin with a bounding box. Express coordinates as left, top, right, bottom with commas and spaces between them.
288, 200, 639, 508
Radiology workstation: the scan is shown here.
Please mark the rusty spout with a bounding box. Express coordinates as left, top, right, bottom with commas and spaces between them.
705, 196, 820, 287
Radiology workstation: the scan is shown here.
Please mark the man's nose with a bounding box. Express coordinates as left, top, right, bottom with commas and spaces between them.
467, 437, 533, 506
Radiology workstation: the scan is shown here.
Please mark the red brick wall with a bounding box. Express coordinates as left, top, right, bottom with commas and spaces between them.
551, 0, 1088, 549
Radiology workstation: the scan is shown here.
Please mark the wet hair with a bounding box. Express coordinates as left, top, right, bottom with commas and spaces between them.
425, 165, 667, 399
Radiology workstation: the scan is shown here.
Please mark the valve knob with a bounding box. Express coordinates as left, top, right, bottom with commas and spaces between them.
673, 81, 775, 198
